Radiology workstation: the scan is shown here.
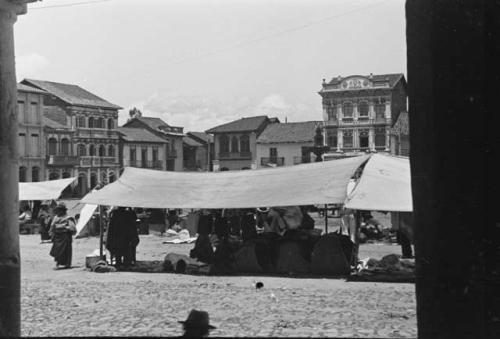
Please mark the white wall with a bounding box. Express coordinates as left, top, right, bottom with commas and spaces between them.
256, 142, 314, 168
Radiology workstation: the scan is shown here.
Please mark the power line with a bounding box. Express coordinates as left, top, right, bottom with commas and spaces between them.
30, 0, 112, 10
168, 0, 392, 65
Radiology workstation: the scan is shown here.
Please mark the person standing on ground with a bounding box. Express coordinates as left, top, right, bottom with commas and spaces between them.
49, 203, 76, 269
125, 207, 139, 265
38, 204, 53, 243
106, 207, 130, 267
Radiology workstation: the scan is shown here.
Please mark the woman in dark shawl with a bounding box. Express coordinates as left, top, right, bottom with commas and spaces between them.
49, 202, 76, 269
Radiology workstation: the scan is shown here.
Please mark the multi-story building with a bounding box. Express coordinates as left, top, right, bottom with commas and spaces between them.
390, 111, 410, 156
256, 121, 321, 168
21, 79, 122, 196
122, 117, 184, 171
44, 116, 78, 181
117, 127, 167, 170
318, 73, 407, 158
205, 115, 277, 171
183, 131, 214, 171
17, 83, 47, 182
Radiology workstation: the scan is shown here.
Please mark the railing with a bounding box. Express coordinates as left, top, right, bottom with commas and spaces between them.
218, 151, 252, 160
76, 128, 119, 139
293, 156, 311, 165
260, 157, 284, 167
124, 160, 162, 169
80, 156, 118, 167
166, 149, 177, 158
46, 155, 79, 166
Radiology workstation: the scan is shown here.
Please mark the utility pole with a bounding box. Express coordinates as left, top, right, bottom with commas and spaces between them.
0, 1, 37, 336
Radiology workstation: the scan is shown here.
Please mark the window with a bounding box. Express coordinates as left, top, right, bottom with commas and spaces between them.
77, 144, 86, 156
343, 102, 353, 118
98, 145, 105, 157
49, 172, 59, 180
326, 102, 336, 120
141, 148, 148, 166
375, 99, 386, 119
88, 117, 95, 128
89, 144, 96, 156
31, 167, 40, 182
98, 118, 105, 129
152, 147, 158, 161
30, 134, 39, 156
375, 128, 386, 147
219, 135, 229, 153
90, 173, 98, 189
343, 130, 353, 148
17, 102, 25, 123
108, 145, 115, 157
60, 138, 70, 155
358, 101, 369, 118
48, 138, 57, 156
107, 118, 114, 129
240, 134, 250, 153
19, 166, 27, 182
327, 134, 338, 148
18, 134, 26, 156
130, 147, 136, 162
269, 147, 277, 158
29, 103, 38, 124
76, 116, 86, 128
359, 130, 369, 148
231, 136, 239, 153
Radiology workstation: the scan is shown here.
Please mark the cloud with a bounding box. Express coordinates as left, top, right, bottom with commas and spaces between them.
16, 53, 50, 80
119, 92, 320, 132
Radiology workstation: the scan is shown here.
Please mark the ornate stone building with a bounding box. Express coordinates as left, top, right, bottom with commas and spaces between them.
318, 73, 407, 158
21, 79, 122, 196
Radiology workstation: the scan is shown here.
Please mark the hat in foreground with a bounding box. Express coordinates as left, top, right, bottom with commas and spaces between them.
178, 310, 216, 329
54, 202, 67, 211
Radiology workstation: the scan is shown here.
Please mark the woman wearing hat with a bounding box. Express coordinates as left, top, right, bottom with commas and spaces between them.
179, 309, 216, 337
49, 202, 76, 269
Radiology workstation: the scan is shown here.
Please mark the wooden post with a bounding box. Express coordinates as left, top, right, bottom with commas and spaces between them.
99, 205, 104, 260
324, 204, 328, 234
0, 2, 31, 336
352, 210, 361, 265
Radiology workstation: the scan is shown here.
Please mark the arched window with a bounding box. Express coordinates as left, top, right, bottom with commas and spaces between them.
219, 135, 229, 153
240, 134, 250, 153
19, 166, 27, 182
90, 173, 98, 189
49, 172, 59, 180
62, 172, 71, 179
89, 144, 96, 156
375, 101, 385, 119
60, 138, 70, 155
31, 167, 40, 182
98, 118, 105, 129
343, 102, 353, 118
88, 117, 95, 128
76, 116, 86, 128
358, 101, 369, 117
107, 118, 114, 129
231, 136, 239, 153
77, 144, 86, 156
98, 145, 105, 157
108, 145, 115, 157
48, 138, 57, 156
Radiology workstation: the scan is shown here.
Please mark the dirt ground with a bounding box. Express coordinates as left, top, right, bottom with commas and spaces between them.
20, 212, 416, 338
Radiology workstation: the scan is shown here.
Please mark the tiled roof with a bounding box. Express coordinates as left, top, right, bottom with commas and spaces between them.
391, 111, 409, 135
135, 117, 170, 129
257, 121, 321, 144
183, 136, 203, 147
117, 127, 167, 143
21, 79, 122, 110
187, 131, 214, 144
325, 73, 405, 89
43, 117, 69, 130
17, 83, 47, 95
205, 115, 269, 133
126, 117, 184, 136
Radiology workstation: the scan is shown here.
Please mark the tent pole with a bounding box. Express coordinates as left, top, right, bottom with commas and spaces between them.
99, 205, 104, 260
353, 210, 361, 265
324, 204, 328, 234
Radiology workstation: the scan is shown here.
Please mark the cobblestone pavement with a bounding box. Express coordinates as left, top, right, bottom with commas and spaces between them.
21, 234, 416, 337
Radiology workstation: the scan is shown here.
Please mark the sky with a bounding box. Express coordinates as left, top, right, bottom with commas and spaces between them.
14, 0, 407, 132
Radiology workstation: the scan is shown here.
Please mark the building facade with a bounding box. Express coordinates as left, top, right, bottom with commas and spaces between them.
206, 115, 276, 171
17, 83, 47, 182
183, 131, 214, 171
44, 117, 78, 182
318, 73, 407, 158
22, 79, 122, 196
117, 127, 167, 170
256, 121, 320, 168
390, 111, 410, 156
122, 117, 184, 171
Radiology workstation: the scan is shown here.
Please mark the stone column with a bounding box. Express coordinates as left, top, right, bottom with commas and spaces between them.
368, 128, 375, 151
87, 170, 91, 189
385, 128, 390, 151
385, 100, 391, 121
353, 103, 358, 121
337, 129, 343, 151
337, 105, 343, 121
368, 101, 375, 120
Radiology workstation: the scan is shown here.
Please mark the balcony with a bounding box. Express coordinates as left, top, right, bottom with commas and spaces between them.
46, 155, 79, 166
124, 160, 162, 169
293, 156, 312, 165
261, 157, 284, 167
218, 151, 252, 160
166, 149, 177, 159
80, 156, 118, 167
76, 128, 119, 139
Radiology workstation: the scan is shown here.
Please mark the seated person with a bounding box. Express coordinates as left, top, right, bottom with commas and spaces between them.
19, 205, 32, 225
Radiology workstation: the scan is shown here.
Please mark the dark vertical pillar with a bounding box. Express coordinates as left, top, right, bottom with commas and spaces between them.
406, 1, 500, 338
0, 4, 20, 337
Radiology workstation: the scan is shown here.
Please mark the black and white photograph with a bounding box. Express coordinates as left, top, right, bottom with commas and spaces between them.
0, 0, 499, 338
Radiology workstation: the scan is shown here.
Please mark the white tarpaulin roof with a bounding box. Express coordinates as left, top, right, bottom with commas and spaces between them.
344, 154, 412, 212
81, 155, 370, 209
19, 177, 76, 201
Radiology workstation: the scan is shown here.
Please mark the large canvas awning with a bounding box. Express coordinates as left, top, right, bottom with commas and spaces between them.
344, 154, 412, 212
81, 155, 370, 208
19, 177, 76, 201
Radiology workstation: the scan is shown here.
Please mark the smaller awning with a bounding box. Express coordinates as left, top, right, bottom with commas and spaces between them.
19, 177, 76, 201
